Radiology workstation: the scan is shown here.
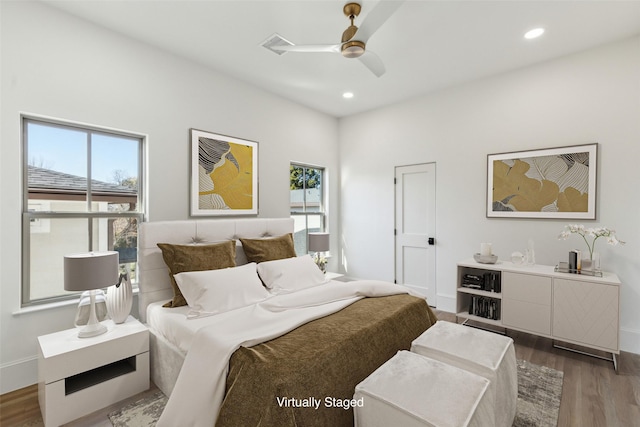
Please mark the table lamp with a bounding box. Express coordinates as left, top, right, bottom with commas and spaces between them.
308, 232, 330, 271
64, 251, 119, 338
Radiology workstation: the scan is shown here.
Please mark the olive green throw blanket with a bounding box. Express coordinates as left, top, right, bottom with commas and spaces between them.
217, 294, 437, 427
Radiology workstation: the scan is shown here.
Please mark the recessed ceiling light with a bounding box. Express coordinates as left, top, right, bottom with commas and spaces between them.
343, 92, 354, 99
524, 28, 545, 40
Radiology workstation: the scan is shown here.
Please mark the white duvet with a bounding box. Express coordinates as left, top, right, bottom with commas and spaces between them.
157, 280, 421, 427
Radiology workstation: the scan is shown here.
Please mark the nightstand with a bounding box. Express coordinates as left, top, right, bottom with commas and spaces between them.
325, 272, 345, 281
38, 316, 149, 426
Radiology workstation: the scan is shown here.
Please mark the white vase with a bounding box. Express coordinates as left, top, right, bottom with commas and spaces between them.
106, 266, 133, 324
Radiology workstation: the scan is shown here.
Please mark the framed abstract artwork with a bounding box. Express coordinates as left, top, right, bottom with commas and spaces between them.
487, 143, 598, 219
190, 129, 258, 216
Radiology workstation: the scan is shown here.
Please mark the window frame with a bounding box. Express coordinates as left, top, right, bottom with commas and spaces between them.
289, 162, 326, 255
21, 115, 146, 307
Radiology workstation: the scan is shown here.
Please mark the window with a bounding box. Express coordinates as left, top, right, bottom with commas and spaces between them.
22, 117, 145, 306
290, 163, 325, 255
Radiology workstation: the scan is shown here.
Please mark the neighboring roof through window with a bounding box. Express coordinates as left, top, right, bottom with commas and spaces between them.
28, 165, 137, 203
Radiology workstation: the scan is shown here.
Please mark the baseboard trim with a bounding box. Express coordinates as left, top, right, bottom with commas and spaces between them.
620, 327, 640, 355
0, 355, 38, 395
435, 293, 456, 313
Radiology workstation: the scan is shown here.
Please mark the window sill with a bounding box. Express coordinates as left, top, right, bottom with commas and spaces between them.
12, 288, 139, 316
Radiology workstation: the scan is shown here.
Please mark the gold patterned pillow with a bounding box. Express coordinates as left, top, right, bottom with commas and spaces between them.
239, 233, 296, 263
157, 241, 236, 307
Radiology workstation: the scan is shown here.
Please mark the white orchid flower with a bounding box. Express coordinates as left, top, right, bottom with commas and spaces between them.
558, 224, 625, 260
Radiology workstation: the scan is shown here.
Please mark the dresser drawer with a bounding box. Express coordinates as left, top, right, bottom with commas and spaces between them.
503, 272, 551, 305
503, 299, 551, 336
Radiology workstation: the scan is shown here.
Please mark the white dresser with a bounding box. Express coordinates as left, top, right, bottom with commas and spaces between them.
456, 259, 620, 370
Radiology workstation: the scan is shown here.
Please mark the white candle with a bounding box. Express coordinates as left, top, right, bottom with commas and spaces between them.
480, 243, 492, 256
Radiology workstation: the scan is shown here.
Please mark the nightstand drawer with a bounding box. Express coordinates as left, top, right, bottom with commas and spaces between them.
40, 352, 149, 427
39, 328, 148, 385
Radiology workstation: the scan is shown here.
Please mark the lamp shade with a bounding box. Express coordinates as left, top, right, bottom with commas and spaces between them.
64, 251, 119, 292
308, 232, 330, 252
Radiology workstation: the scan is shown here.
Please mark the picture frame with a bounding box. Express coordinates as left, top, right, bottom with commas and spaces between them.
190, 129, 258, 216
487, 143, 598, 219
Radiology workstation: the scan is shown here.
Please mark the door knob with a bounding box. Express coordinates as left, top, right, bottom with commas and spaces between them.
428, 237, 435, 245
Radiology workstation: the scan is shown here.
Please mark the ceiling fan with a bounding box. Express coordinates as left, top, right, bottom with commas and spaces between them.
268, 1, 404, 77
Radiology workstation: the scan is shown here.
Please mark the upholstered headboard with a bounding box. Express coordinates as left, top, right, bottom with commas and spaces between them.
138, 218, 294, 322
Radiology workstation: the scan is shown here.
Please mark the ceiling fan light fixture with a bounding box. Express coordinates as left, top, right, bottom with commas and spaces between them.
341, 40, 365, 58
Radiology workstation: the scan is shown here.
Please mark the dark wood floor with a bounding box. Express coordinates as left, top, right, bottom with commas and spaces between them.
2, 311, 639, 426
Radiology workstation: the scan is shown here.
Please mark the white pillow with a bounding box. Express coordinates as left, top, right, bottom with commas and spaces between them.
257, 255, 329, 294
174, 262, 269, 319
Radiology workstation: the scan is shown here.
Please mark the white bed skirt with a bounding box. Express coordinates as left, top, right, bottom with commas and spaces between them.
149, 327, 185, 397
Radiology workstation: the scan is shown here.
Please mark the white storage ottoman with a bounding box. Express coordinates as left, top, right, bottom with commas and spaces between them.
411, 321, 517, 427
354, 350, 494, 427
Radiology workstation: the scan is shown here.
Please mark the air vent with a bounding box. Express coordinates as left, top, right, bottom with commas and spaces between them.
261, 33, 294, 55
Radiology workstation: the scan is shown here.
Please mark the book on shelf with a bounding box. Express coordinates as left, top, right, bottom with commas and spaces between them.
461, 271, 501, 292
468, 295, 500, 320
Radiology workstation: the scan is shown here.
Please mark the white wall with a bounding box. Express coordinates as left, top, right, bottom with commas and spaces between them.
0, 1, 339, 393
339, 36, 640, 353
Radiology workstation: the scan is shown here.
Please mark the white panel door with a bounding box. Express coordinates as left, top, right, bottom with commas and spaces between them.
395, 163, 436, 306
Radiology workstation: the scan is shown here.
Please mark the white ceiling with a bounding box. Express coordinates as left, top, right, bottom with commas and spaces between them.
42, 0, 640, 118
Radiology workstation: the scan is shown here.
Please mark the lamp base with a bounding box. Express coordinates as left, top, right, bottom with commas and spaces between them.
76, 289, 108, 338
77, 321, 108, 338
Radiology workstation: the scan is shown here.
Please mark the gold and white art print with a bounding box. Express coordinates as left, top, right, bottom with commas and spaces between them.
190, 129, 258, 216
487, 143, 597, 219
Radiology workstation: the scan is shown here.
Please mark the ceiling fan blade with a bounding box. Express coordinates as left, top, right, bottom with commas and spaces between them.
358, 50, 386, 77
354, 0, 405, 43
272, 44, 340, 54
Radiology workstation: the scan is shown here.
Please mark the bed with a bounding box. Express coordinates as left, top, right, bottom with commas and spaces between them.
138, 218, 437, 427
